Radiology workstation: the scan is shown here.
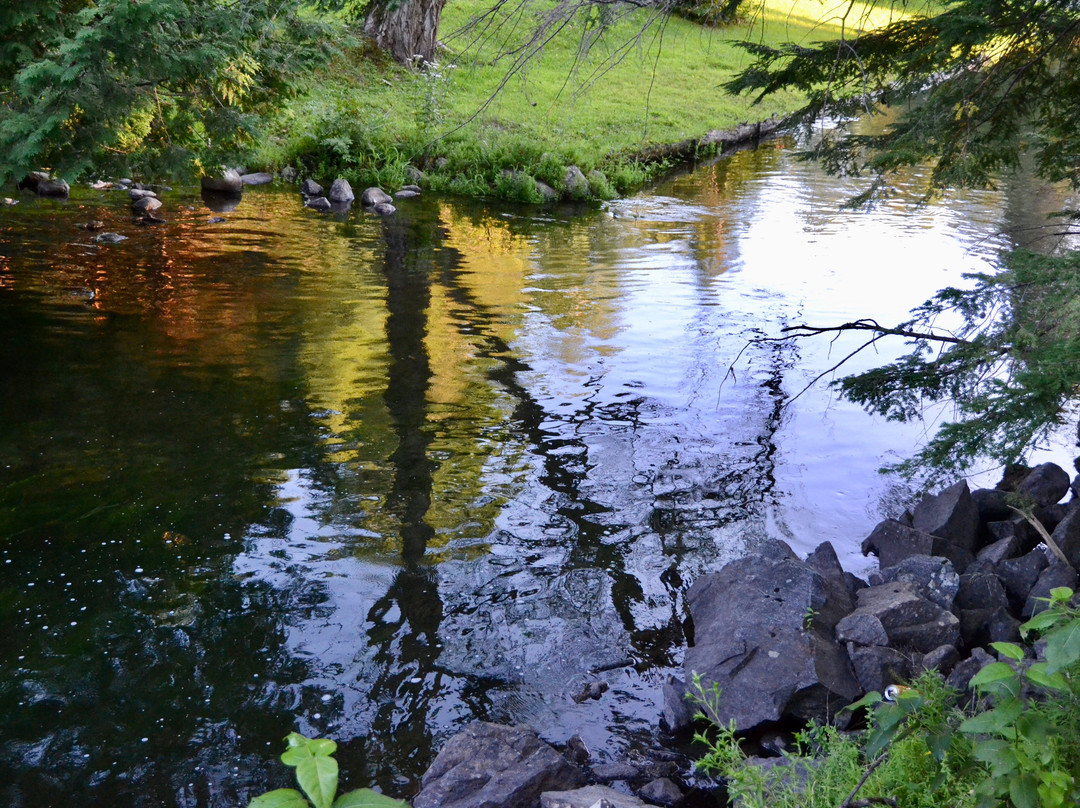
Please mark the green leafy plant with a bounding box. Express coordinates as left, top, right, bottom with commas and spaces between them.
248, 732, 408, 808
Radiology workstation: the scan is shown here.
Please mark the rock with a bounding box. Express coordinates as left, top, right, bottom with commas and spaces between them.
200, 169, 243, 195
835, 613, 889, 647
1036, 503, 1067, 534
986, 517, 1039, 554
955, 565, 1009, 613
1017, 462, 1070, 507
241, 172, 274, 186
959, 606, 1020, 649
305, 196, 332, 211
415, 722, 585, 808
362, 187, 393, 206
869, 554, 960, 610
997, 463, 1032, 492
536, 181, 559, 203
636, 778, 681, 806
94, 232, 127, 244
563, 165, 590, 198
300, 179, 323, 197
207, 216, 227, 224
401, 184, 422, 193
129, 188, 158, 201
847, 582, 960, 653
280, 166, 299, 183
118, 178, 133, 186
672, 540, 860, 733
563, 735, 589, 767
971, 488, 1014, 524
394, 189, 421, 199
571, 681, 608, 703
861, 520, 973, 573
946, 647, 995, 693
373, 202, 396, 216
846, 643, 910, 694
592, 762, 637, 783
132, 196, 162, 213
541, 785, 647, 808
328, 178, 355, 204
35, 178, 71, 198
404, 165, 425, 184
1023, 561, 1079, 618
1050, 506, 1080, 568
919, 644, 960, 675
996, 548, 1050, 612
661, 675, 692, 733
804, 541, 855, 621
976, 536, 1022, 566
912, 480, 979, 552
18, 171, 51, 191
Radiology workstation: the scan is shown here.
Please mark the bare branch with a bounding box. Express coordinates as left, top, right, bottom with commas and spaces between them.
779, 319, 971, 346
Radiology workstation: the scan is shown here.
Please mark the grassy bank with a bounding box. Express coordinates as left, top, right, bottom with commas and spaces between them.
255, 0, 905, 201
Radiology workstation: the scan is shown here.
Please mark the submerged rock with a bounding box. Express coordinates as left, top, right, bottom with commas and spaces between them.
362, 186, 393, 206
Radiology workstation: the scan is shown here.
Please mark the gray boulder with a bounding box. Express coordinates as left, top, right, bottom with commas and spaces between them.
129, 188, 158, 201
846, 582, 960, 653
1050, 506, 1080, 568
328, 178, 355, 204
536, 181, 559, 203
1017, 462, 1071, 507
946, 647, 995, 693
132, 196, 162, 213
971, 488, 1014, 524
395, 189, 421, 199
672, 540, 860, 733
200, 169, 243, 195
912, 480, 979, 551
300, 179, 323, 197
404, 165, 425, 184
955, 564, 1010, 612
415, 722, 585, 808
362, 186, 393, 206
847, 643, 910, 694
835, 613, 889, 647
541, 785, 647, 808
862, 520, 973, 573
919, 644, 960, 675
637, 778, 681, 807
373, 202, 397, 216
563, 165, 590, 198
869, 554, 959, 610
241, 172, 274, 186
304, 196, 332, 211
976, 535, 1022, 566
1024, 561, 1079, 618
996, 548, 1049, 612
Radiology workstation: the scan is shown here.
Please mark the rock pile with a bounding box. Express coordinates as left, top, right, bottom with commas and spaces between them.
664, 461, 1080, 736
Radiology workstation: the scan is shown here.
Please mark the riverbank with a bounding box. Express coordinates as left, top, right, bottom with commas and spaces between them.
247, 0, 899, 202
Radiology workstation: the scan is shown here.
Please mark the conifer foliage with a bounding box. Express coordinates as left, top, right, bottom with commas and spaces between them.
0, 0, 331, 182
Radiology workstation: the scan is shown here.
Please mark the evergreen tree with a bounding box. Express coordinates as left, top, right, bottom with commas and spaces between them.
0, 0, 333, 183
728, 0, 1080, 478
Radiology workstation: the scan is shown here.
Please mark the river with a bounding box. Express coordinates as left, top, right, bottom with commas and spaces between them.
0, 143, 1071, 806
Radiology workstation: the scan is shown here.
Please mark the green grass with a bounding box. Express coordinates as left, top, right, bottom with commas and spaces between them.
255, 0, 908, 200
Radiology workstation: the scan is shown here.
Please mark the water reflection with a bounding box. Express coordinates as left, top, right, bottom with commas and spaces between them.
0, 142, 1064, 806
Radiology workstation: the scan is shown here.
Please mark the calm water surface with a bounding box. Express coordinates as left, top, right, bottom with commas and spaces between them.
0, 144, 1065, 806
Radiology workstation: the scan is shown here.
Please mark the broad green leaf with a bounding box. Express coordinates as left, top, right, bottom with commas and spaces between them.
1044, 620, 1080, 674
959, 699, 1023, 736
841, 691, 882, 713
990, 642, 1024, 661
333, 788, 410, 808
1016, 712, 1052, 744
282, 744, 315, 767
927, 730, 953, 763
307, 739, 338, 757
249, 788, 311, 808
969, 662, 1019, 689
296, 753, 338, 808
1021, 609, 1063, 635
1009, 772, 1039, 808
1025, 662, 1070, 692
973, 739, 1018, 776
1048, 587, 1074, 604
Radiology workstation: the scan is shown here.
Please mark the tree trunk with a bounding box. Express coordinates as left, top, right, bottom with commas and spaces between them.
364, 0, 446, 65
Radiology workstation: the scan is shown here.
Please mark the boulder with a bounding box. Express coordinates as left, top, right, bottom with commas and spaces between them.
300, 178, 323, 197
536, 181, 559, 203
373, 202, 397, 216
200, 169, 243, 195
804, 541, 856, 620
847, 582, 960, 653
976, 536, 1022, 566
328, 178, 355, 204
94, 232, 127, 244
946, 647, 995, 693
394, 189, 421, 199
1017, 462, 1070, 507
861, 520, 973, 573
637, 778, 681, 807
671, 540, 860, 733
362, 186, 393, 206
414, 722, 585, 808
919, 644, 960, 675
661, 675, 692, 733
404, 165, 425, 184
959, 606, 1021, 649
996, 548, 1050, 612
835, 613, 889, 647
971, 488, 1014, 524
304, 196, 332, 211
18, 171, 51, 191
912, 480, 978, 552
1050, 506, 1080, 568
986, 517, 1039, 555
541, 785, 647, 808
591, 762, 638, 783
846, 643, 910, 694
132, 196, 162, 213
563, 165, 590, 198
128, 188, 158, 201
241, 172, 274, 186
955, 564, 1010, 613
869, 554, 959, 610
1023, 561, 1079, 618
